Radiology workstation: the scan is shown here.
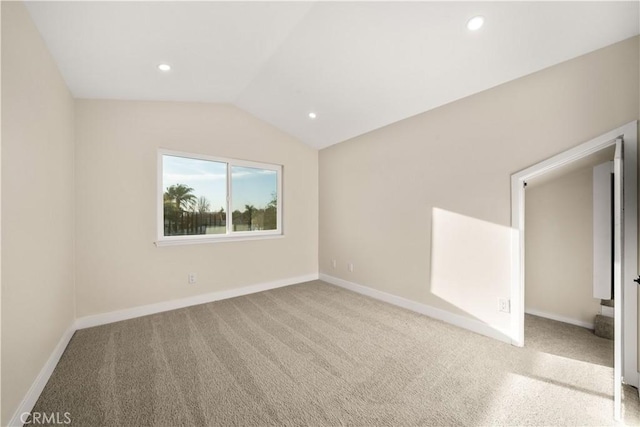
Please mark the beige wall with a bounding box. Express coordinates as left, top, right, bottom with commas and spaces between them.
525, 167, 600, 326
1, 2, 76, 425
319, 36, 639, 337
74, 100, 318, 317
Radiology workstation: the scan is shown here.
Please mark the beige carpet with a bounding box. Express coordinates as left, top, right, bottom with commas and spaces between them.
29, 280, 639, 426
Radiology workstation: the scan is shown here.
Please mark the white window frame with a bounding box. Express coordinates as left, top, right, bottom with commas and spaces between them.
156, 149, 283, 246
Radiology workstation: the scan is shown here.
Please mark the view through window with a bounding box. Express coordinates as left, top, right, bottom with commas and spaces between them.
160, 151, 281, 242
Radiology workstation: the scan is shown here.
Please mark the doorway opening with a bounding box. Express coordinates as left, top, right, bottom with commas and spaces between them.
510, 121, 638, 420
525, 146, 614, 335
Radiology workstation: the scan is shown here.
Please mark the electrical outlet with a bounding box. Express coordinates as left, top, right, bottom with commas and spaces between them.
498, 298, 510, 313
188, 273, 197, 285
331, 259, 337, 269
348, 263, 354, 273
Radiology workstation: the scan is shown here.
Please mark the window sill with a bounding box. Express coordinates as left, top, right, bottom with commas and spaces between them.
155, 233, 284, 247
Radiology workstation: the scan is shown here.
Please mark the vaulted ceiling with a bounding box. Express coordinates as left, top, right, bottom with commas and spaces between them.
25, 1, 639, 149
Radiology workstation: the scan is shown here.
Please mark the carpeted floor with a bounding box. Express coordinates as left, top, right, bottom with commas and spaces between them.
29, 280, 639, 426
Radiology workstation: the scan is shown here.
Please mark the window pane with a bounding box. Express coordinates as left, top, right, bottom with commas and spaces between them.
231, 166, 278, 232
162, 155, 227, 236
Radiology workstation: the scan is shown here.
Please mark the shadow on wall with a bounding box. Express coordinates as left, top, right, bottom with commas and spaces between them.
429, 207, 514, 340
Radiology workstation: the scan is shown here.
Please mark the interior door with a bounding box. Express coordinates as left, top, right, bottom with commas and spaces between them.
613, 138, 623, 420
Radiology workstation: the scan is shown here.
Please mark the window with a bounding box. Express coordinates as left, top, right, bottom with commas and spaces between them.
157, 150, 282, 245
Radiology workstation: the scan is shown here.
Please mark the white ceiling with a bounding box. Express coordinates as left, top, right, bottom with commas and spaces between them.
25, 1, 639, 150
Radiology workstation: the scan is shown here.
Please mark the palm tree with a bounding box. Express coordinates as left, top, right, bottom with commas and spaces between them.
244, 204, 256, 230
164, 184, 196, 212
164, 184, 197, 235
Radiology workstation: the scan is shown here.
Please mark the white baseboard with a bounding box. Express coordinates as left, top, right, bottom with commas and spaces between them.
9, 273, 319, 427
319, 273, 512, 345
8, 323, 76, 427
75, 273, 319, 329
525, 308, 594, 329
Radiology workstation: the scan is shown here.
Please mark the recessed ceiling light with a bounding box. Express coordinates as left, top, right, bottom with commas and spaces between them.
158, 63, 171, 72
467, 16, 484, 31
308, 112, 317, 119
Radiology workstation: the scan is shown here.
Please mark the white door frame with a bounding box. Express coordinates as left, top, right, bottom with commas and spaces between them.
612, 139, 623, 419
510, 121, 638, 390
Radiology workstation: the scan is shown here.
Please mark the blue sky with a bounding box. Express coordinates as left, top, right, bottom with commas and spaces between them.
163, 155, 276, 212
